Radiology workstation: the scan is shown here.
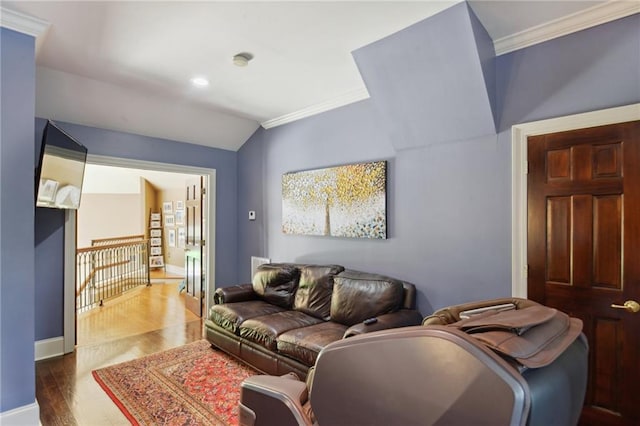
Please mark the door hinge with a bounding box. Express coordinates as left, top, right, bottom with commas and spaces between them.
525, 161, 529, 174
201, 240, 205, 246
201, 187, 206, 196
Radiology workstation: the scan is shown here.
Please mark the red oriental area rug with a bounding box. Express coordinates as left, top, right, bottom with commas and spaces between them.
93, 340, 258, 425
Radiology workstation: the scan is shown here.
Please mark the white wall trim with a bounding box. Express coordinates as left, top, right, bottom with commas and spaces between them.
85, 155, 217, 314
495, 1, 640, 56
165, 264, 185, 275
261, 87, 369, 129
511, 104, 640, 298
35, 336, 64, 361
0, 7, 49, 37
63, 210, 76, 354
0, 401, 40, 426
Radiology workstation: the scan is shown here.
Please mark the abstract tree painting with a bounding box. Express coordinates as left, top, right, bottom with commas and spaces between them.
282, 161, 386, 239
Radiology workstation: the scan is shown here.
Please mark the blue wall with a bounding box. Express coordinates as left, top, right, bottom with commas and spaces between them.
496, 13, 640, 130
0, 28, 36, 412
2, 4, 639, 416
34, 207, 65, 340
237, 11, 640, 314
33, 119, 240, 340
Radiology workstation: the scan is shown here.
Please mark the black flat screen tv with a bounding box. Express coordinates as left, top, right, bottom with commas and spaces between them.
35, 120, 88, 209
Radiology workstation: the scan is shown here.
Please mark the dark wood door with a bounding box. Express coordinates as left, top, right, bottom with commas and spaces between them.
184, 176, 203, 317
528, 121, 640, 426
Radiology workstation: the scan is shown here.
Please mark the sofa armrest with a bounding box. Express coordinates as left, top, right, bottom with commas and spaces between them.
343, 309, 423, 338
214, 284, 257, 304
240, 374, 313, 426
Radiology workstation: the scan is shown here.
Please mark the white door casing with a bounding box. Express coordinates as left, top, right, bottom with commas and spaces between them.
63, 155, 216, 353
511, 103, 640, 298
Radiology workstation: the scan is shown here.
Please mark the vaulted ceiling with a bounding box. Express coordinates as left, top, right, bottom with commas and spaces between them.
3, 1, 637, 151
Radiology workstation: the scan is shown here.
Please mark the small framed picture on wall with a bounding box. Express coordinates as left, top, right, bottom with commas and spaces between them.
150, 229, 161, 237
150, 238, 162, 246
178, 227, 185, 248
150, 247, 162, 256
150, 256, 164, 267
165, 215, 175, 226
150, 220, 161, 229
163, 201, 173, 214
150, 213, 161, 221
168, 229, 176, 247
176, 200, 185, 210
175, 210, 184, 225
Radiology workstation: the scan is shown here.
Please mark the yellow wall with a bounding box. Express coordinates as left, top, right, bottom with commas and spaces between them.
77, 193, 142, 248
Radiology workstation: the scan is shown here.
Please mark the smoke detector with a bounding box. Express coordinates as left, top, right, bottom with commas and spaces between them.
233, 52, 253, 67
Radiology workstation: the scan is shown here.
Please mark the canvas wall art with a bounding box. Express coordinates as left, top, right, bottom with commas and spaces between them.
282, 160, 386, 239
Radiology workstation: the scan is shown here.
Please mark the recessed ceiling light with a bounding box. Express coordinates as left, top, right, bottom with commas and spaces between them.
190, 77, 209, 87
233, 52, 253, 67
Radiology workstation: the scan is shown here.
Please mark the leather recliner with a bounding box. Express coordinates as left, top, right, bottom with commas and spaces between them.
238, 298, 588, 426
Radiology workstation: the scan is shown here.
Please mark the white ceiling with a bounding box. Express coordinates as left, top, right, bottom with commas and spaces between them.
3, 1, 636, 152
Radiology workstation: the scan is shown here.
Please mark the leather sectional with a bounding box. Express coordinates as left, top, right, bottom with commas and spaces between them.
205, 263, 423, 378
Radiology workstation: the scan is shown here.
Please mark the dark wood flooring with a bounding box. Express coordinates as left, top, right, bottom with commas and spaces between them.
36, 283, 203, 425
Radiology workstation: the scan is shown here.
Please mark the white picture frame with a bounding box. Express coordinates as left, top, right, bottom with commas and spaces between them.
150, 220, 161, 229
178, 227, 186, 248
149, 256, 164, 267
150, 246, 162, 256
163, 201, 173, 214
150, 237, 162, 246
175, 210, 184, 225
168, 229, 176, 247
150, 212, 161, 221
165, 215, 175, 227
176, 200, 185, 210
150, 229, 162, 237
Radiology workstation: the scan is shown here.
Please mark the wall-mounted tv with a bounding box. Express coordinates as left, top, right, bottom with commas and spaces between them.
35, 120, 88, 209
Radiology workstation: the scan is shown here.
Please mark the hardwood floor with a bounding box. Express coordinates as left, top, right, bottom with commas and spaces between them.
36, 282, 203, 425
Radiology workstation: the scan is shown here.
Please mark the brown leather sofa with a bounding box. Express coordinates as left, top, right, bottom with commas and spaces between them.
239, 297, 588, 426
205, 263, 423, 378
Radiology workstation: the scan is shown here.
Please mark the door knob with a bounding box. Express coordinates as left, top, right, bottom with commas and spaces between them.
610, 300, 640, 313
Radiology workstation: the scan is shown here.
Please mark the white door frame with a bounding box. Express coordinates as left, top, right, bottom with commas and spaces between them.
63, 155, 216, 353
511, 103, 640, 299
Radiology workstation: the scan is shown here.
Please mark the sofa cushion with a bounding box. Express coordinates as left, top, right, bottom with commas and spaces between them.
240, 311, 324, 351
277, 322, 348, 366
293, 264, 345, 320
209, 301, 285, 334
330, 270, 404, 326
253, 263, 301, 309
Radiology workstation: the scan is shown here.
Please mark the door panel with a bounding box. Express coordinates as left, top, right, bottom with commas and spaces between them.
184, 176, 203, 317
528, 121, 639, 426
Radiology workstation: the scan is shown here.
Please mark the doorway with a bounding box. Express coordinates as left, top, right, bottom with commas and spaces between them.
63, 155, 216, 352
511, 104, 639, 425
527, 121, 639, 424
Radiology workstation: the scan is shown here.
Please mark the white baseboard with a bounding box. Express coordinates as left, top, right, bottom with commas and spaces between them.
34, 337, 64, 361
165, 265, 185, 275
0, 401, 40, 425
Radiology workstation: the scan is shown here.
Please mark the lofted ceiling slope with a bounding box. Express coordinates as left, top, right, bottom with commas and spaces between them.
2, 1, 637, 151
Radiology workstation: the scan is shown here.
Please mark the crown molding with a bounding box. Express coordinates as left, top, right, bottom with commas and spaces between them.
261, 87, 370, 129
494, 1, 640, 56
1, 7, 49, 38
264, 2, 638, 128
